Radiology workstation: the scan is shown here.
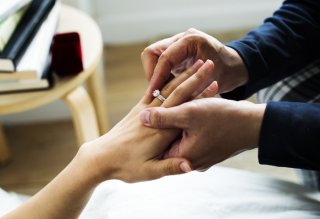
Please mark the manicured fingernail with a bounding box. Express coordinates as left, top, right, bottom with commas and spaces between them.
193, 59, 204, 68
180, 162, 192, 173
206, 59, 214, 67
188, 60, 204, 73
208, 81, 218, 91
140, 110, 151, 126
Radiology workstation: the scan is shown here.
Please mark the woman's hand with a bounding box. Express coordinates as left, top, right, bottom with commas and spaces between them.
80, 59, 218, 183
2, 60, 218, 219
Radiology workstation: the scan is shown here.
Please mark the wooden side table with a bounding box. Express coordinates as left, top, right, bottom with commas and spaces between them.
0, 5, 109, 164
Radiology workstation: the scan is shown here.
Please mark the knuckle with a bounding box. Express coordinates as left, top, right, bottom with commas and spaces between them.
158, 52, 170, 65
194, 70, 206, 82
183, 103, 199, 118
172, 86, 186, 100
183, 35, 198, 44
182, 35, 206, 51
141, 46, 152, 58
186, 34, 203, 43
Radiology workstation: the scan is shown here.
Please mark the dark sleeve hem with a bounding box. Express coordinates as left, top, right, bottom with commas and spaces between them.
258, 101, 320, 170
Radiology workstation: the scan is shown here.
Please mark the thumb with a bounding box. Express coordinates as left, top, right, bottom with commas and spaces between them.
148, 158, 192, 179
140, 106, 186, 129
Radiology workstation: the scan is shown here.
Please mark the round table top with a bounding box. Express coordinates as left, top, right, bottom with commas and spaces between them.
0, 5, 103, 115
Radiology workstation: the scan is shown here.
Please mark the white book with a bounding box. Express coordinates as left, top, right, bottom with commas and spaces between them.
16, 2, 60, 79
0, 2, 60, 93
0, 0, 31, 21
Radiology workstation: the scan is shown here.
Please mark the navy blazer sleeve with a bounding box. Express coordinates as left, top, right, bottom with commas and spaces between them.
259, 102, 320, 170
221, 0, 320, 170
224, 0, 320, 99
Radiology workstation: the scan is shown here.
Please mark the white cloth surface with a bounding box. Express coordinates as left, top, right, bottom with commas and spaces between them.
0, 189, 28, 216
1, 167, 319, 218
80, 167, 320, 219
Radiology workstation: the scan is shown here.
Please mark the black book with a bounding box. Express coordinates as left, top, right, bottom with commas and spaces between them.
0, 0, 56, 72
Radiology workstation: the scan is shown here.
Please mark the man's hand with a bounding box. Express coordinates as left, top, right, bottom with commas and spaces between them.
141, 28, 249, 96
140, 98, 266, 170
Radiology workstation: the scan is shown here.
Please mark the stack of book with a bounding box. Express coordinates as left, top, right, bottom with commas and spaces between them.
0, 0, 59, 94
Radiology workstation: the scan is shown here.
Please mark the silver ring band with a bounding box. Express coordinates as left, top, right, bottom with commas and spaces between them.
153, 89, 166, 102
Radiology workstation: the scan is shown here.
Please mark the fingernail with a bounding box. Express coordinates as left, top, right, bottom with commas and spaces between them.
201, 60, 209, 70
140, 110, 151, 126
190, 60, 204, 73
203, 60, 214, 72
194, 59, 204, 68
180, 162, 192, 173
208, 81, 218, 91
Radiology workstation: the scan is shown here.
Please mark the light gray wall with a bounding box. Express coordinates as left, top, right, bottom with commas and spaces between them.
61, 0, 78, 7
62, 0, 283, 43
92, 0, 282, 44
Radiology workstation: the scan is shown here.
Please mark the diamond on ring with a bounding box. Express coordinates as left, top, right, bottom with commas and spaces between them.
153, 89, 166, 102
153, 89, 160, 97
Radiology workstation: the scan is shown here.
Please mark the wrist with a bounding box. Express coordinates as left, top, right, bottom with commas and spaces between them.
218, 46, 249, 93
241, 102, 266, 149
74, 143, 112, 186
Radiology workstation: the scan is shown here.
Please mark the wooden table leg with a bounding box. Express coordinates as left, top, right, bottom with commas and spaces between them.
86, 67, 109, 134
0, 125, 11, 165
63, 86, 99, 146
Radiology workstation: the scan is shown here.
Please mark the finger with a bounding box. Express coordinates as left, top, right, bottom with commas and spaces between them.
145, 158, 192, 180
148, 59, 204, 106
196, 81, 219, 99
141, 51, 159, 82
140, 105, 189, 129
148, 35, 198, 96
141, 38, 173, 82
162, 60, 215, 107
171, 57, 195, 75
141, 33, 185, 82
163, 138, 182, 158
142, 73, 175, 104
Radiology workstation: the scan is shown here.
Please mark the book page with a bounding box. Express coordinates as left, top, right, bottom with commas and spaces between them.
0, 0, 31, 21
17, 2, 60, 78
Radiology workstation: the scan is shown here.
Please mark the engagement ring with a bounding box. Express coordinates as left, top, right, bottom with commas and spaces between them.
153, 90, 166, 102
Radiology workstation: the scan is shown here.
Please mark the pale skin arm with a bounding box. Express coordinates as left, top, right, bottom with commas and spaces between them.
2, 151, 99, 219
1, 60, 218, 219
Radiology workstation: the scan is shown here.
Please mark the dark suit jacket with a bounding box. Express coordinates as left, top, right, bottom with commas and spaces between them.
223, 0, 320, 170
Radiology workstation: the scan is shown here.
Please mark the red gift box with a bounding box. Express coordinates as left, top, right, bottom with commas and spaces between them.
51, 32, 84, 77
